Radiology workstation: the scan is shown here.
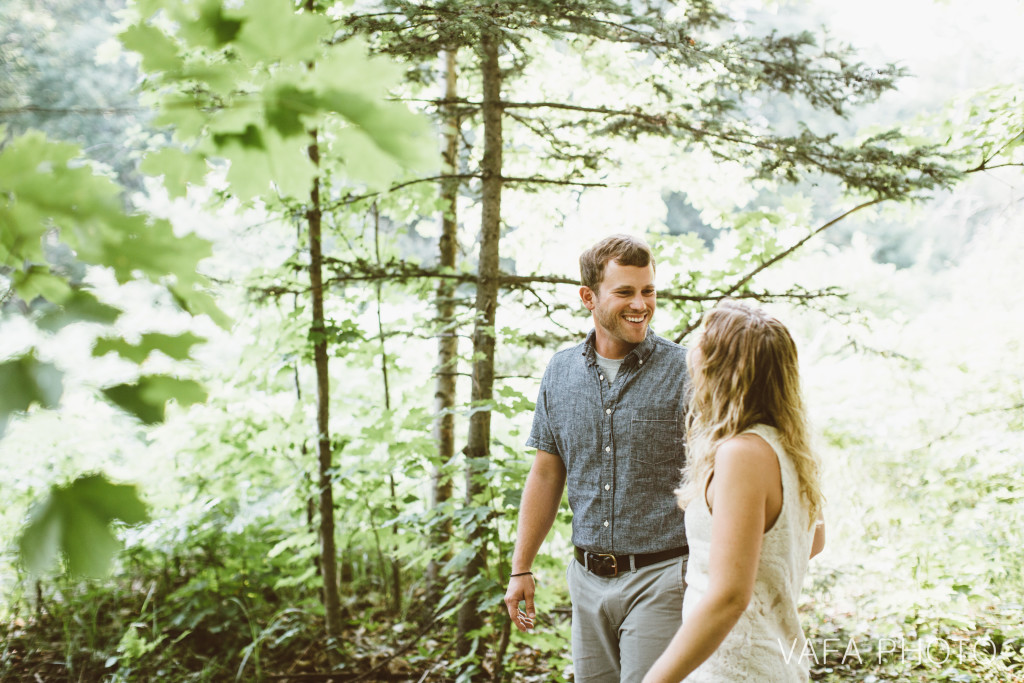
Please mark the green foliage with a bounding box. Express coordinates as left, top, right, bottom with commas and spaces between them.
34, 289, 122, 332
93, 332, 207, 364
1, 498, 337, 680
1, 124, 224, 575
0, 354, 62, 437
18, 474, 149, 578
101, 376, 208, 425
0, 130, 215, 303
123, 0, 436, 201
0, 126, 227, 345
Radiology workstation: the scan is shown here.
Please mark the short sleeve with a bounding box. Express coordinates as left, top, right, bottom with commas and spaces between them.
525, 364, 558, 455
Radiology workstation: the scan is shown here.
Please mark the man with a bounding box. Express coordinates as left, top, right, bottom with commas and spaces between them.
504, 234, 690, 682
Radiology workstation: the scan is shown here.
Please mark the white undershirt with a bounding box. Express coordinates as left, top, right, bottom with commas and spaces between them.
595, 352, 625, 385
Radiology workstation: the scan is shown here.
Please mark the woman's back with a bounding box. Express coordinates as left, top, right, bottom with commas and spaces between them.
682, 424, 814, 682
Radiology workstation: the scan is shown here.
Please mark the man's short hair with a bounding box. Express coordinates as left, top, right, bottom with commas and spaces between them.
579, 234, 655, 290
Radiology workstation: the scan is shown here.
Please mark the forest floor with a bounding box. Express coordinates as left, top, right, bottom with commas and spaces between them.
4, 608, 1022, 682
0, 598, 562, 682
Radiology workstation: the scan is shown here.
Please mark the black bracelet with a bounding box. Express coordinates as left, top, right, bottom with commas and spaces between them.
510, 571, 533, 578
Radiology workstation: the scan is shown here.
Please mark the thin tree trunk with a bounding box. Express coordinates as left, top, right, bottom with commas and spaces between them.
300, 0, 342, 657
426, 48, 460, 609
373, 202, 403, 614
492, 614, 512, 683
293, 246, 323, 581
308, 128, 344, 659
456, 33, 502, 670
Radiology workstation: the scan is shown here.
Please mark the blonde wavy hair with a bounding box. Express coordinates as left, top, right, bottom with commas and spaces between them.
675, 299, 823, 528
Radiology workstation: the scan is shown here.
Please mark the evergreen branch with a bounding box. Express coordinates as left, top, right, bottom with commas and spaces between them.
335, 174, 479, 206
658, 287, 846, 305
501, 174, 609, 187
246, 260, 844, 311
467, 99, 959, 198
348, 3, 899, 115
330, 172, 610, 208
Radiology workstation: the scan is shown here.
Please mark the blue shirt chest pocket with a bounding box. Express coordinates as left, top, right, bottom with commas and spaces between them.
630, 408, 684, 466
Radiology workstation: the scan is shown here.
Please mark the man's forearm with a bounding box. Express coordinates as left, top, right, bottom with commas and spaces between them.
511, 450, 566, 571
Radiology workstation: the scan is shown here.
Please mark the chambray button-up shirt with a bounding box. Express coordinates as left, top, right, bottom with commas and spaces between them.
526, 329, 689, 555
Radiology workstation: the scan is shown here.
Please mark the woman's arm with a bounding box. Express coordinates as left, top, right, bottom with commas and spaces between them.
810, 511, 825, 559
642, 435, 781, 683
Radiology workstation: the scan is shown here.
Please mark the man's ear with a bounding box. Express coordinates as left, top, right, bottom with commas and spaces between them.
580, 286, 597, 311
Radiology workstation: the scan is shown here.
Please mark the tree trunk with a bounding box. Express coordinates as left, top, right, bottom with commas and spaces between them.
426, 48, 460, 609
308, 129, 344, 658
373, 202, 403, 614
456, 33, 502, 670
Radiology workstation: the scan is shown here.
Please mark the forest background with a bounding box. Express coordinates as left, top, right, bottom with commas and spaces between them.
2, 0, 1023, 681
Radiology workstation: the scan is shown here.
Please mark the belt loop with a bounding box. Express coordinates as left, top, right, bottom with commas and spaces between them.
583, 551, 589, 571
629, 554, 637, 573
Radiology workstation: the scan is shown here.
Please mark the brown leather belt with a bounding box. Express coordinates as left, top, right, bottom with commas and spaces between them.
574, 545, 688, 578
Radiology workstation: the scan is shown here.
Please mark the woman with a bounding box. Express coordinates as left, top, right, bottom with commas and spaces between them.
643, 300, 826, 683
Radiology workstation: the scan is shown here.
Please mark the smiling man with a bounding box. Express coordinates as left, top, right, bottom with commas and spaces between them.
504, 234, 691, 682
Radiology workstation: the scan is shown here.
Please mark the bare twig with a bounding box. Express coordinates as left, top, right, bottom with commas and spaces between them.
966, 130, 1024, 173
673, 198, 885, 341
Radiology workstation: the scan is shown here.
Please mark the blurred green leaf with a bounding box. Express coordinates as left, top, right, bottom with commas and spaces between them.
118, 22, 183, 73
93, 332, 207, 364
179, 0, 245, 48
11, 265, 72, 304
35, 289, 122, 332
102, 375, 208, 424
232, 0, 329, 63
0, 354, 63, 436
139, 147, 210, 198
0, 131, 223, 326
264, 82, 320, 137
18, 473, 150, 577
169, 283, 233, 330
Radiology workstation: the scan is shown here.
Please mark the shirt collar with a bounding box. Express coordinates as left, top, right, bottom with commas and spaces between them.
582, 329, 657, 366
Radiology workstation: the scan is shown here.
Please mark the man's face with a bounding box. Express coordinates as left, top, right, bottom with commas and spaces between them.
581, 260, 656, 358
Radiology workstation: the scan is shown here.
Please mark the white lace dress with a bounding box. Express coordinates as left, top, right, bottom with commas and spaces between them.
681, 424, 814, 682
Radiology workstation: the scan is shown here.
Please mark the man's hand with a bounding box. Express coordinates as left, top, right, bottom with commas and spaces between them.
504, 450, 563, 633
504, 574, 536, 631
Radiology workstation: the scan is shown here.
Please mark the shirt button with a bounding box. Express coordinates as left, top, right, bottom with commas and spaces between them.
605, 446, 610, 452
603, 520, 609, 527
605, 408, 611, 414
599, 375, 604, 380
639, 359, 644, 365
604, 484, 610, 491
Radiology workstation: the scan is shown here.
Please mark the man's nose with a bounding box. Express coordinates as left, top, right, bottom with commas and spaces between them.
629, 292, 645, 309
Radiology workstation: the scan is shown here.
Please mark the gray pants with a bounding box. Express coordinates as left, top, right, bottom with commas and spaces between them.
567, 555, 687, 682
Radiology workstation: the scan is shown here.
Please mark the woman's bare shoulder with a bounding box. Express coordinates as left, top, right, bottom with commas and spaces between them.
716, 432, 776, 465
